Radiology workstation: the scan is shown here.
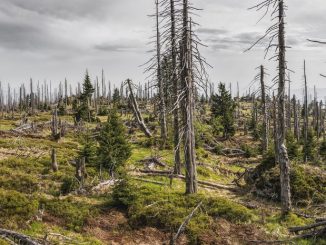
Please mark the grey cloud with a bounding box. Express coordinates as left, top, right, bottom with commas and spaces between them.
197, 28, 228, 35
94, 43, 143, 53
6, 0, 110, 21
205, 32, 263, 51
0, 21, 49, 51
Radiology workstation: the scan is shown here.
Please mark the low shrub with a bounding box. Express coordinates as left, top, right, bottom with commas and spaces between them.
0, 189, 39, 228
60, 176, 80, 195
112, 179, 255, 243
0, 168, 39, 193
254, 165, 326, 206
41, 198, 92, 231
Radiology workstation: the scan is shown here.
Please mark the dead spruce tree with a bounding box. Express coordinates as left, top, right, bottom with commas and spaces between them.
247, 0, 292, 214
303, 60, 309, 163
169, 0, 181, 174
159, 0, 208, 193
293, 95, 300, 141
250, 65, 270, 152
181, 0, 197, 194
144, 0, 168, 147
51, 107, 60, 140
260, 65, 269, 152
159, 0, 183, 173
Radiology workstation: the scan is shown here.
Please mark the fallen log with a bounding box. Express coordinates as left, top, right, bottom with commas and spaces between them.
289, 220, 326, 233
139, 169, 172, 175
139, 169, 237, 191
140, 157, 167, 168
91, 179, 120, 193
132, 177, 166, 186
221, 148, 246, 157
0, 229, 41, 245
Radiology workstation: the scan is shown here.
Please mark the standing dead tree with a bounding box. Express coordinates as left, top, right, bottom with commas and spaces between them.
181, 0, 197, 194
143, 0, 168, 147
126, 79, 152, 138
51, 148, 58, 172
162, 0, 183, 174
247, 0, 292, 214
303, 60, 308, 163
149, 0, 209, 192
293, 95, 300, 141
250, 65, 270, 152
51, 107, 60, 140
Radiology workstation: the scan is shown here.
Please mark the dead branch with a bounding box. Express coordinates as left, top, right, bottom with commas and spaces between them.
170, 201, 203, 245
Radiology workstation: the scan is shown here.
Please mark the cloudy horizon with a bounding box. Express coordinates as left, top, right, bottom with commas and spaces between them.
0, 0, 326, 100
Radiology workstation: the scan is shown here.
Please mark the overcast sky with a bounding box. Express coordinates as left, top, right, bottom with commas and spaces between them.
0, 0, 326, 98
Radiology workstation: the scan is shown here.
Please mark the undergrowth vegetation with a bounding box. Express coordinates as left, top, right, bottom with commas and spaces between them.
112, 179, 256, 243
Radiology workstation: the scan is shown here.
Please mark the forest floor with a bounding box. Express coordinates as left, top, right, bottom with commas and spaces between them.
0, 109, 325, 245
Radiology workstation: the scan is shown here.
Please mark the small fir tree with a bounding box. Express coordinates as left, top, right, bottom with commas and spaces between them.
74, 70, 95, 122
97, 109, 131, 177
78, 128, 97, 165
211, 83, 236, 138
112, 88, 121, 105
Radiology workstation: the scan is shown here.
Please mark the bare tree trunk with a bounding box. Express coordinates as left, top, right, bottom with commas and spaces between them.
126, 79, 152, 138
156, 0, 168, 147
51, 148, 58, 172
286, 77, 291, 132
51, 107, 59, 139
260, 65, 269, 152
64, 78, 68, 107
304, 60, 308, 163
170, 0, 181, 175
181, 0, 197, 194
273, 92, 278, 157
277, 0, 291, 214
293, 95, 299, 141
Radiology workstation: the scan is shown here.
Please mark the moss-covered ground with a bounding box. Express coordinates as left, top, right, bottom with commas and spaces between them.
0, 108, 325, 244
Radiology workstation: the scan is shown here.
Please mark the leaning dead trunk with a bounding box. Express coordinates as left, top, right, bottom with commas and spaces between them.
181, 0, 197, 194
277, 0, 291, 214
126, 79, 152, 138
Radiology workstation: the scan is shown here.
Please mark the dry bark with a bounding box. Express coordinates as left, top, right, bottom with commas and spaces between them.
181, 0, 197, 194
155, 0, 168, 147
277, 0, 292, 214
260, 65, 269, 152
